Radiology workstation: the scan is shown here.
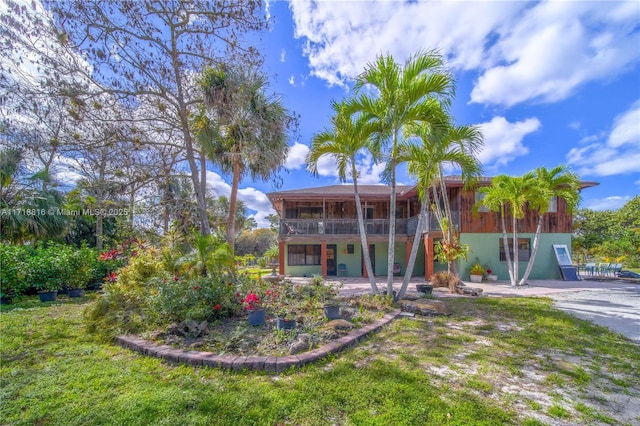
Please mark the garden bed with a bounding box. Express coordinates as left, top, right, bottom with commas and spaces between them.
142, 295, 395, 357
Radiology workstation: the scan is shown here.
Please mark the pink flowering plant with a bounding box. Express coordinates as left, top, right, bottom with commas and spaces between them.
241, 291, 262, 312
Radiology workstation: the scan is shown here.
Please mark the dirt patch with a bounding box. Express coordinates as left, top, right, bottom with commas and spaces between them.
145, 298, 392, 357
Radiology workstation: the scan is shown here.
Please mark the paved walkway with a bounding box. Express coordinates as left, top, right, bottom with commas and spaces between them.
289, 277, 640, 343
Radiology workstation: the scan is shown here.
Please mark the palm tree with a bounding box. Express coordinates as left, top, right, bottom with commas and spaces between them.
307, 100, 379, 294
197, 65, 294, 249
347, 50, 454, 295
179, 232, 235, 277
478, 173, 536, 286
518, 165, 581, 285
396, 120, 483, 299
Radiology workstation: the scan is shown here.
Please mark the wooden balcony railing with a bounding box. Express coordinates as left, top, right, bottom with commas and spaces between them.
279, 213, 459, 236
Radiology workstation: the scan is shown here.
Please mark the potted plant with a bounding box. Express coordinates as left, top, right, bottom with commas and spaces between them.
415, 283, 433, 295
469, 263, 485, 283
310, 275, 342, 319
274, 305, 297, 330
25, 246, 64, 302
242, 292, 265, 326
66, 247, 94, 298
486, 268, 498, 282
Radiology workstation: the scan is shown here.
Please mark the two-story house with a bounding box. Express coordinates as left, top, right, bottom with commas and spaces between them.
267, 177, 597, 281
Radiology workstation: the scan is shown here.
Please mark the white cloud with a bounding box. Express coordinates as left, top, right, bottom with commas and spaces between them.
206, 171, 231, 197
608, 100, 640, 148
583, 196, 631, 211
280, 48, 286, 62
206, 171, 275, 228
477, 116, 541, 166
567, 100, 640, 177
289, 1, 639, 107
285, 142, 309, 169
238, 187, 276, 228
311, 150, 385, 185
471, 2, 640, 107
288, 75, 295, 85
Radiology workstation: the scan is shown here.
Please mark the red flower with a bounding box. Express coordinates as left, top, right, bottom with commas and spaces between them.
104, 272, 118, 282
214, 304, 221, 310
174, 276, 179, 281
486, 269, 492, 274
98, 248, 121, 261
241, 292, 261, 311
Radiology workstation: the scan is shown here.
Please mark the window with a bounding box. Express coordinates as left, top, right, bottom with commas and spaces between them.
499, 238, 531, 262
364, 207, 374, 220
547, 196, 557, 213
347, 244, 354, 254
288, 245, 321, 265
475, 191, 489, 212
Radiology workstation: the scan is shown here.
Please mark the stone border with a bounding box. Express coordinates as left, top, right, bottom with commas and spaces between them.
116, 309, 401, 374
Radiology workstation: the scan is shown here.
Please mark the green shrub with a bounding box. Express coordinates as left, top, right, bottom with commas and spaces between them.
0, 244, 31, 297
66, 245, 98, 289
25, 243, 66, 292
85, 247, 267, 338
147, 274, 240, 323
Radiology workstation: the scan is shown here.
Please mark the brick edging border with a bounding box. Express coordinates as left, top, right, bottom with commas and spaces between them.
116, 309, 402, 373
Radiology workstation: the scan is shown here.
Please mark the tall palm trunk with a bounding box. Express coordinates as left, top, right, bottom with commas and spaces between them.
512, 211, 519, 286
352, 163, 378, 293
519, 214, 544, 285
227, 157, 241, 249
501, 204, 515, 286
397, 185, 427, 299
386, 134, 398, 296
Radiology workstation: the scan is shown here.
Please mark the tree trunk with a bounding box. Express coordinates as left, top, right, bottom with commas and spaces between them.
386, 134, 398, 296
227, 158, 241, 251
397, 190, 427, 300
353, 164, 378, 294
501, 205, 515, 285
512, 213, 519, 286
519, 213, 544, 285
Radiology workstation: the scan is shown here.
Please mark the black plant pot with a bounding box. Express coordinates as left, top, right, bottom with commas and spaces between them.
416, 284, 433, 295
324, 304, 340, 320
276, 317, 296, 330
38, 291, 57, 302
68, 288, 85, 298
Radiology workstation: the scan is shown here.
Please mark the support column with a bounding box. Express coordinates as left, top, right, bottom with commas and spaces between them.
405, 240, 413, 271
362, 242, 368, 279
424, 235, 434, 279
278, 241, 285, 275
321, 242, 327, 277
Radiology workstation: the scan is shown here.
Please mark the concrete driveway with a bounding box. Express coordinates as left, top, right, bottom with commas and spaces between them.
317, 277, 640, 343
458, 279, 640, 342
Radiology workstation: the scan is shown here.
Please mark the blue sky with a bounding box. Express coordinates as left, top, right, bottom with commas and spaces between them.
206, 1, 640, 227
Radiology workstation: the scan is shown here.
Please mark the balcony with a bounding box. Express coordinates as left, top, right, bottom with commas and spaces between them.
279, 213, 459, 236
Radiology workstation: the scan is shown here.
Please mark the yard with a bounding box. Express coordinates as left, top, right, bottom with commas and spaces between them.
1, 294, 639, 425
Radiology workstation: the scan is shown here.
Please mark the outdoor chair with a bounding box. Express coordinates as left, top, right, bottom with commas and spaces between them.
596, 263, 609, 275
611, 263, 623, 276
393, 262, 401, 276
285, 222, 298, 234
584, 263, 596, 276
337, 263, 347, 276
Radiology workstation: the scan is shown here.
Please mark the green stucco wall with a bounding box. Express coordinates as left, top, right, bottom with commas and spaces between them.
283, 240, 425, 278
458, 233, 572, 281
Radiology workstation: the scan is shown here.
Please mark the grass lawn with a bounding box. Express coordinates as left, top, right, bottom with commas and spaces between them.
239, 267, 273, 279
1, 294, 639, 425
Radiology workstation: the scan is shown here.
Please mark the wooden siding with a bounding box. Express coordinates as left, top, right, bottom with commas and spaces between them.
279, 188, 573, 235
458, 191, 572, 234
283, 199, 422, 220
